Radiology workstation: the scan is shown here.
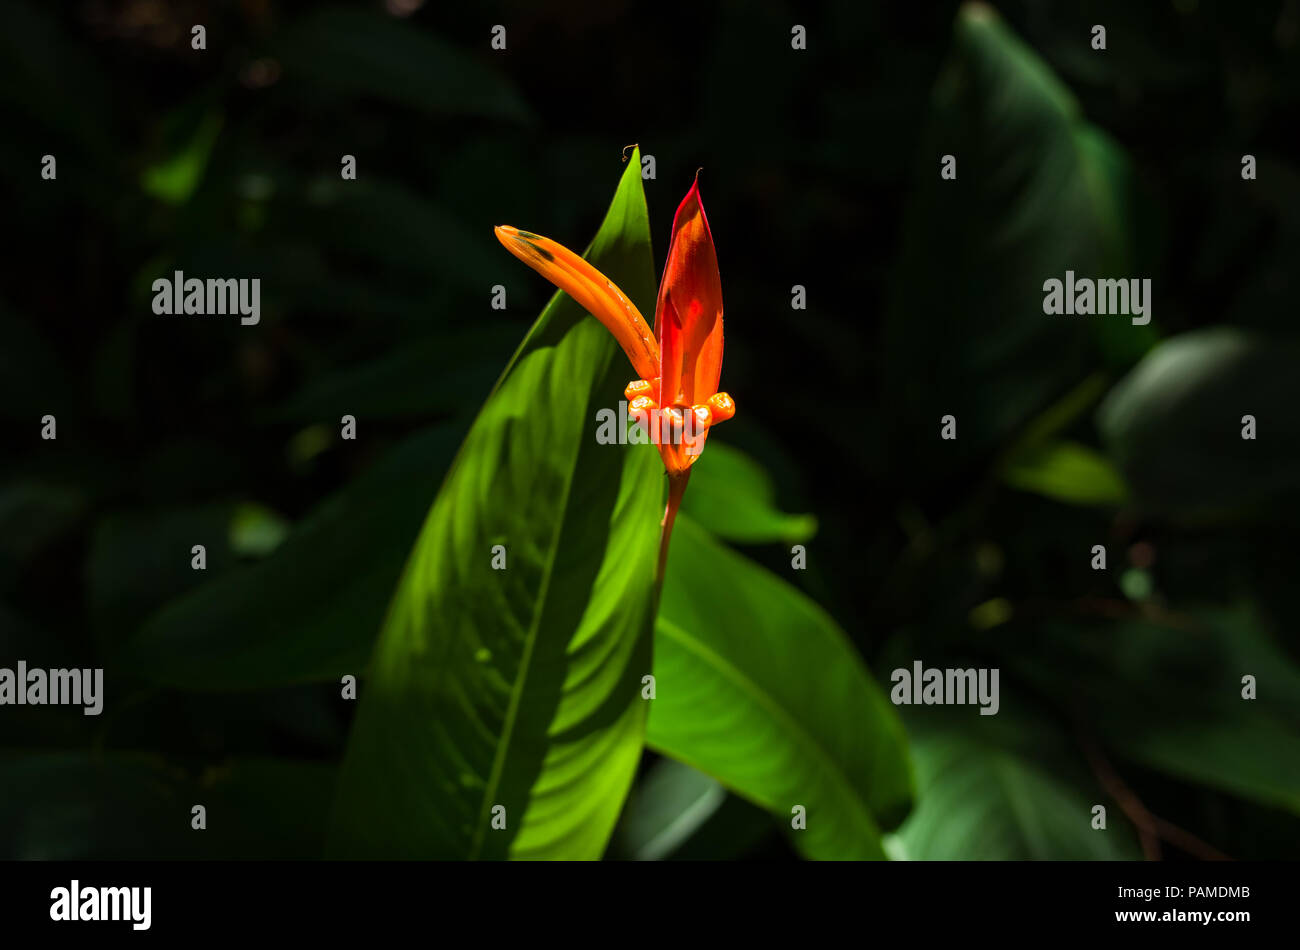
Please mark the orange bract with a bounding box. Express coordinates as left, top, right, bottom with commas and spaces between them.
638, 176, 730, 477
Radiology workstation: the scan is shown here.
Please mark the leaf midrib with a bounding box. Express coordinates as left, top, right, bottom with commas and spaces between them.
467, 343, 606, 860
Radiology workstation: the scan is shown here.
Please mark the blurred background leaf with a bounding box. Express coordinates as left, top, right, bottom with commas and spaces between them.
115, 423, 462, 689
1002, 439, 1128, 507
1000, 607, 1300, 817
611, 758, 727, 861
680, 441, 817, 544
273, 6, 533, 124
141, 112, 223, 206
891, 728, 1139, 860
884, 4, 1142, 481
1098, 327, 1300, 518
0, 752, 332, 859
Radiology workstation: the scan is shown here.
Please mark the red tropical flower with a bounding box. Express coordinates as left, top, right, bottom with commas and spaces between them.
496, 171, 734, 577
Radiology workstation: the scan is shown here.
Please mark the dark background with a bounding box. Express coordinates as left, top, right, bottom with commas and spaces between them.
2, 0, 1299, 859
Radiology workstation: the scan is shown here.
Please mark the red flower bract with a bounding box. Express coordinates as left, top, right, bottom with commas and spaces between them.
649, 177, 731, 476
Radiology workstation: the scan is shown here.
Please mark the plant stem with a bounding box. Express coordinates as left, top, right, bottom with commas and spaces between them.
656, 470, 692, 587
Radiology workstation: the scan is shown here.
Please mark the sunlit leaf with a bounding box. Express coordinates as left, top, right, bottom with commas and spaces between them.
328, 150, 661, 859
648, 517, 912, 859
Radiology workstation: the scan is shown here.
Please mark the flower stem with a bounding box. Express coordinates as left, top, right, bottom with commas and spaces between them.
656, 470, 692, 587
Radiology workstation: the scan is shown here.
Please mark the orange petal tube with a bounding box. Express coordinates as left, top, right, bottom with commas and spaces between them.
494, 225, 660, 382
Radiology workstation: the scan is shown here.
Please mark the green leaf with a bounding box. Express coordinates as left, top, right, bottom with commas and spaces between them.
612, 759, 727, 861
651, 792, 777, 861
88, 503, 241, 650
885, 3, 1136, 468
0, 752, 334, 860
298, 177, 509, 294
116, 424, 461, 689
647, 517, 913, 859
890, 731, 1138, 860
328, 151, 662, 859
1001, 439, 1128, 507
228, 503, 290, 557
680, 441, 817, 544
0, 481, 85, 594
275, 7, 532, 123
1073, 125, 1161, 368
265, 325, 518, 423
0, 2, 115, 166
1005, 608, 1300, 816
1098, 327, 1300, 517
610, 758, 777, 861
140, 113, 222, 206
0, 299, 77, 422
1122, 719, 1300, 816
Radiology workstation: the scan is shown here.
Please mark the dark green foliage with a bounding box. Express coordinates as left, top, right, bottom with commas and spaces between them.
3, 0, 1298, 860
